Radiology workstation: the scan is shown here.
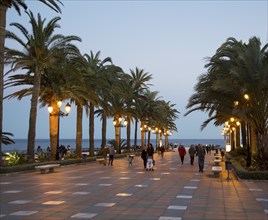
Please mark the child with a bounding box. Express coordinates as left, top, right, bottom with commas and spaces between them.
128, 155, 134, 166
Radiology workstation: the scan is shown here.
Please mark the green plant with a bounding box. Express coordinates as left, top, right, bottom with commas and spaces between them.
37, 152, 47, 162
5, 152, 24, 166
65, 152, 79, 159
238, 157, 246, 167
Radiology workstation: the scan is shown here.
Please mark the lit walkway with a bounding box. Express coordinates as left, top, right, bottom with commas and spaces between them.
0, 150, 267, 219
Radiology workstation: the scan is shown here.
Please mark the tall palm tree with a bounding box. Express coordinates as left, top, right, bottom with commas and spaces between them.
95, 62, 123, 150
5, 12, 81, 161
5, 44, 82, 159
135, 90, 161, 148
79, 51, 121, 156
0, 0, 62, 164
128, 67, 152, 148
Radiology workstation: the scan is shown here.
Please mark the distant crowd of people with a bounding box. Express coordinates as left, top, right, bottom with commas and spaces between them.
176, 143, 223, 172
35, 142, 223, 174
35, 144, 71, 161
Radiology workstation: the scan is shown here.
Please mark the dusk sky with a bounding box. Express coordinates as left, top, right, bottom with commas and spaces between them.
4, 0, 268, 140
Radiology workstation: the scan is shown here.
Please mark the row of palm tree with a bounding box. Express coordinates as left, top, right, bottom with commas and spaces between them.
4, 8, 179, 162
185, 37, 268, 170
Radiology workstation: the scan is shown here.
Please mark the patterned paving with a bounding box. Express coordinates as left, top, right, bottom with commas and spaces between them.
0, 151, 267, 219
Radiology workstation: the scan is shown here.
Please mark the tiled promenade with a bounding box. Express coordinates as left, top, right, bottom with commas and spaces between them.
0, 150, 268, 220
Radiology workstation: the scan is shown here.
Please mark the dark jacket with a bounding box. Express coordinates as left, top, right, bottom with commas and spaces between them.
147, 146, 154, 157
141, 149, 147, 160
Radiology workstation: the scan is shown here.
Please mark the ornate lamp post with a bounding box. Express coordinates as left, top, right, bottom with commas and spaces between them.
113, 115, 127, 154
151, 127, 161, 149
222, 123, 230, 152
164, 130, 172, 148
140, 124, 151, 148
223, 117, 240, 152
48, 101, 71, 159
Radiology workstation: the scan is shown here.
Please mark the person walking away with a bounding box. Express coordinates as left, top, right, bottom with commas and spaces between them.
141, 147, 148, 169
188, 144, 196, 165
197, 144, 206, 172
160, 145, 165, 158
147, 143, 154, 157
178, 145, 186, 164
147, 143, 155, 165
108, 145, 115, 166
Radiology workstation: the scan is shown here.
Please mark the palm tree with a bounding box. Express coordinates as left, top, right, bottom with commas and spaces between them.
79, 51, 122, 156
95, 63, 123, 150
0, 0, 62, 165
5, 45, 82, 159
128, 67, 152, 148
5, 12, 81, 161
2, 131, 15, 145
185, 37, 268, 169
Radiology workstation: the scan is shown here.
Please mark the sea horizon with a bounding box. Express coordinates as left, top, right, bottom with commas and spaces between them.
2, 138, 225, 153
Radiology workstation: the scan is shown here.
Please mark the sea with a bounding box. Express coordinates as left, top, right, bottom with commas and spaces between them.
2, 139, 225, 153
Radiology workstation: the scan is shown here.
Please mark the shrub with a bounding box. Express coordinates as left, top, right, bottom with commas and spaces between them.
65, 152, 79, 159
232, 160, 268, 180
230, 146, 247, 157
5, 152, 25, 166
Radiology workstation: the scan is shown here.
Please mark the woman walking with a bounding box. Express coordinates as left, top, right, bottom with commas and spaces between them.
178, 145, 186, 165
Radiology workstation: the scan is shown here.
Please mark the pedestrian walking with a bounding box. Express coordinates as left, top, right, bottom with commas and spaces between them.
141, 147, 147, 169
108, 145, 115, 166
178, 145, 186, 164
188, 144, 196, 165
147, 143, 155, 167
147, 143, 154, 157
196, 144, 206, 172
160, 145, 165, 158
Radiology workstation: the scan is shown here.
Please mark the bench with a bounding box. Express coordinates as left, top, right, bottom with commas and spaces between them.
96, 158, 105, 165
214, 159, 221, 166
35, 164, 60, 174
214, 156, 220, 160
212, 166, 222, 176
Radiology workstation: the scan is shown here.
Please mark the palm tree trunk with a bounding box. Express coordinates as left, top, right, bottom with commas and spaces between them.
165, 135, 168, 148
134, 119, 138, 151
235, 126, 240, 148
101, 111, 107, 149
89, 102, 94, 157
256, 132, 268, 170
147, 130, 151, 147
0, 3, 8, 166
49, 102, 59, 160
115, 126, 120, 153
141, 122, 145, 148
241, 120, 247, 148
76, 104, 83, 157
251, 126, 257, 155
27, 70, 42, 162
246, 122, 252, 167
127, 118, 131, 151
231, 130, 235, 151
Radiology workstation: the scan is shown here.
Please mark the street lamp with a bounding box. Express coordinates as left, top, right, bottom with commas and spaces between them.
164, 130, 172, 148
152, 127, 161, 149
48, 101, 71, 153
222, 117, 240, 152
113, 115, 127, 154
140, 124, 151, 147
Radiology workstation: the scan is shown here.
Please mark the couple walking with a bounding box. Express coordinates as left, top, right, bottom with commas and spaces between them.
179, 144, 206, 172
141, 143, 154, 169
